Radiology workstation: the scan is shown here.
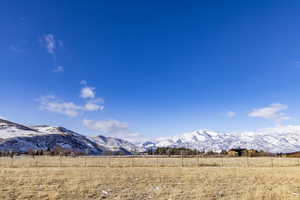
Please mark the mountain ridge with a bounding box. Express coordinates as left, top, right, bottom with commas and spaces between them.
2, 119, 300, 154
0, 119, 139, 154
150, 128, 300, 153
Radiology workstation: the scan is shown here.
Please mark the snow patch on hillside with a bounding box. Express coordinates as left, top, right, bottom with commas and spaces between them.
144, 127, 300, 153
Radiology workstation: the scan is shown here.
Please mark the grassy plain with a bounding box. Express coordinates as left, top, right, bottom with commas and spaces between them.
1, 156, 300, 200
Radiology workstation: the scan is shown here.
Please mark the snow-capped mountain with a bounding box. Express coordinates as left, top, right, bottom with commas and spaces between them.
2, 119, 300, 154
90, 135, 143, 152
0, 119, 139, 154
144, 127, 300, 153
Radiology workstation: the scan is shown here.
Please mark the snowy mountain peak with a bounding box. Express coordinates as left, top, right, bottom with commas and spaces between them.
3, 119, 300, 154
90, 135, 143, 152
0, 119, 37, 132
31, 125, 80, 136
150, 127, 300, 153
0, 120, 140, 154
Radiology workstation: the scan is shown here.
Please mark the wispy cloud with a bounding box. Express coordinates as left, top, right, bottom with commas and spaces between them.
248, 103, 291, 122
80, 87, 96, 99
38, 96, 104, 117
82, 119, 146, 142
53, 66, 64, 73
40, 34, 56, 54
84, 98, 104, 111
82, 119, 129, 133
79, 82, 104, 110
37, 84, 104, 117
38, 95, 81, 117
39, 34, 66, 72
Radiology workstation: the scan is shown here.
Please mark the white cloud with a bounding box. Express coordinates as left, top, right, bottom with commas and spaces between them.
53, 66, 64, 73
82, 119, 129, 133
41, 34, 56, 54
80, 87, 95, 99
39, 34, 65, 71
0, 116, 6, 120
84, 98, 104, 111
226, 111, 236, 118
38, 96, 81, 117
38, 95, 104, 117
82, 119, 147, 143
84, 102, 103, 111
248, 103, 290, 122
38, 83, 104, 117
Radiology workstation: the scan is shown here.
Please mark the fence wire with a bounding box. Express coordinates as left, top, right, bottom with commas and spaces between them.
0, 156, 299, 168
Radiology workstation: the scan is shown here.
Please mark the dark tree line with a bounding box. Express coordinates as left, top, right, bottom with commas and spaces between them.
148, 147, 203, 156
0, 146, 86, 157
146, 147, 278, 157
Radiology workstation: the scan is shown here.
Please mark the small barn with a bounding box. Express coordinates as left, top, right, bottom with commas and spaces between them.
227, 148, 248, 157
227, 149, 258, 157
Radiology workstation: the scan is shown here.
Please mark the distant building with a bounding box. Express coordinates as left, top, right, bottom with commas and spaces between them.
227, 148, 258, 157
227, 148, 247, 157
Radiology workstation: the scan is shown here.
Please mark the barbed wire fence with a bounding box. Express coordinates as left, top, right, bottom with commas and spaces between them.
0, 155, 300, 168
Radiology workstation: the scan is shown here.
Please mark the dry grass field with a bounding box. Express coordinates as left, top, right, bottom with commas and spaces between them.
0, 156, 300, 168
1, 156, 300, 200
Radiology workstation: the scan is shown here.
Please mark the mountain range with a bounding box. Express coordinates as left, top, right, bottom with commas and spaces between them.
1, 119, 300, 154
151, 128, 300, 153
0, 119, 140, 155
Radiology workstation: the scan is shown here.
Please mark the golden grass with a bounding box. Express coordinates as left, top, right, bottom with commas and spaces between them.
0, 156, 299, 168
1, 157, 300, 199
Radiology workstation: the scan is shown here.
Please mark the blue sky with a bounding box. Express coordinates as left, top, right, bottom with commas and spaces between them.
1, 0, 300, 140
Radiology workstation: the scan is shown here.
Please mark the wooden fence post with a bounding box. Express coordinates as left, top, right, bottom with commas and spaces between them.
59, 156, 62, 167
181, 151, 184, 167
10, 156, 14, 168
131, 156, 134, 167
246, 156, 249, 168
35, 157, 38, 167
271, 157, 274, 167
221, 157, 224, 167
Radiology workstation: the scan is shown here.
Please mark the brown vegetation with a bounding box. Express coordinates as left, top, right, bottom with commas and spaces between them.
1, 156, 300, 168
286, 151, 300, 158
1, 165, 300, 200
0, 156, 299, 199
